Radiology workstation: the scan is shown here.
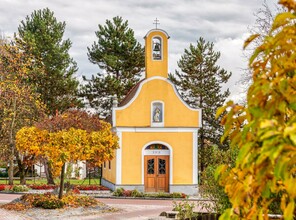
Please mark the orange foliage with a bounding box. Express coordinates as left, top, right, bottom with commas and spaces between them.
16, 111, 118, 178
217, 1, 296, 219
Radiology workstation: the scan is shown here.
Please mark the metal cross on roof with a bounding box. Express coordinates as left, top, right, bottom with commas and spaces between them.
153, 18, 160, 29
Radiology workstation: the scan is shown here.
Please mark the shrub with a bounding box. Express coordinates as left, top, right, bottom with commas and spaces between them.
72, 187, 81, 194
0, 184, 11, 191
131, 189, 144, 197
112, 187, 124, 196
122, 190, 132, 197
34, 197, 65, 209
155, 192, 172, 198
112, 188, 186, 198
173, 200, 197, 220
200, 145, 237, 214
172, 192, 187, 198
60, 194, 98, 208
29, 193, 64, 209
12, 185, 29, 192
0, 185, 29, 192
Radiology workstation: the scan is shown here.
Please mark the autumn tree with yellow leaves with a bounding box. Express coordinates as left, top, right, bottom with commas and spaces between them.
16, 110, 118, 199
216, 0, 296, 219
0, 38, 45, 185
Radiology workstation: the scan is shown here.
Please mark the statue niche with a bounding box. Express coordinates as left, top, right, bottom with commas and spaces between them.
152, 103, 163, 123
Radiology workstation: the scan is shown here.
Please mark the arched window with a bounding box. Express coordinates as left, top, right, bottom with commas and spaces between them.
151, 101, 164, 127
145, 144, 169, 150
152, 37, 162, 60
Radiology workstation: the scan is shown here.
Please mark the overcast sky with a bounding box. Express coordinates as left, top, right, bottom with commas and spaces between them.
0, 0, 279, 102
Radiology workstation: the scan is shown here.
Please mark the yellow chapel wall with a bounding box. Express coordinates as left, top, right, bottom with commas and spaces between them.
102, 154, 116, 184
115, 79, 200, 127
120, 132, 194, 185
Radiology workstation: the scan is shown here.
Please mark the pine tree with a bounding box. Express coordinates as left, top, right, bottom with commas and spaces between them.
81, 16, 145, 118
16, 8, 81, 115
170, 37, 231, 153
15, 8, 81, 184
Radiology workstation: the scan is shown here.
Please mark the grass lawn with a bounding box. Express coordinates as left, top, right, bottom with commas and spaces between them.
0, 177, 101, 185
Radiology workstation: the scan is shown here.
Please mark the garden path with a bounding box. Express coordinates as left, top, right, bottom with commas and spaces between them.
0, 193, 207, 220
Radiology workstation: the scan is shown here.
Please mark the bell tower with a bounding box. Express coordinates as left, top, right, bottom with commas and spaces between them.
144, 27, 170, 78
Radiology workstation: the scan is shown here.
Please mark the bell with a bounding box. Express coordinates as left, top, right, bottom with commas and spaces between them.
153, 43, 160, 51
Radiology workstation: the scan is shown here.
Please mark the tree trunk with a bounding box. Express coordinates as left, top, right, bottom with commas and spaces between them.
58, 163, 66, 199
199, 92, 205, 174
15, 154, 26, 185
8, 150, 14, 185
8, 97, 17, 185
43, 159, 55, 185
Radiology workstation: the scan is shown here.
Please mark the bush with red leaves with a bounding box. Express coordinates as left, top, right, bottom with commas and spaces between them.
29, 184, 57, 190
76, 185, 110, 191
0, 184, 12, 191
122, 190, 132, 197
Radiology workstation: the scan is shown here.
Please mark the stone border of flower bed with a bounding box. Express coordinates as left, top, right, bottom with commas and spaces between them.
0, 184, 111, 197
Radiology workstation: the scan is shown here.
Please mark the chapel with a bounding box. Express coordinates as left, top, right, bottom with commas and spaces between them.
101, 28, 202, 195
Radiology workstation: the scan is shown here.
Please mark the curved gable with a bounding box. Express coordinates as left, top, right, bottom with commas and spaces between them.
113, 77, 201, 128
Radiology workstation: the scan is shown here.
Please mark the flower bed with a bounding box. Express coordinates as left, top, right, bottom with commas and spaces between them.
76, 185, 109, 191
113, 188, 187, 199
28, 184, 57, 190
0, 184, 29, 192
0, 184, 110, 193
1, 192, 101, 210
0, 184, 10, 191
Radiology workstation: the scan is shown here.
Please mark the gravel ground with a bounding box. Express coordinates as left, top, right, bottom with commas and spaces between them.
21, 206, 117, 220
0, 205, 118, 220
0, 195, 119, 220
0, 193, 205, 219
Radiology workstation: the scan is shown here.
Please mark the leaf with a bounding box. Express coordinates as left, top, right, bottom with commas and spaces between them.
259, 119, 277, 129
216, 104, 228, 119
289, 102, 296, 111
283, 201, 294, 220
278, 101, 287, 114
243, 34, 260, 49
237, 142, 252, 164
262, 184, 270, 199
279, 78, 288, 93
218, 3, 296, 218
259, 130, 280, 141
284, 123, 296, 145
249, 46, 264, 66
274, 157, 289, 179
249, 106, 263, 118
271, 12, 296, 32
219, 209, 232, 220
285, 178, 296, 198
214, 164, 227, 181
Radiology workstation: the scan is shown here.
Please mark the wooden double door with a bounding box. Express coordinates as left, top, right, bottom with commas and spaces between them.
144, 155, 169, 192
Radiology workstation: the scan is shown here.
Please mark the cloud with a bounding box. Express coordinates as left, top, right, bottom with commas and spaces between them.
214, 34, 250, 102
0, 0, 279, 102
